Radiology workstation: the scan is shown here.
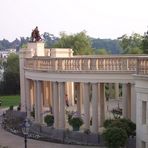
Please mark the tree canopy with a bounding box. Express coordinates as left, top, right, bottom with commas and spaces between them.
42, 32, 58, 48
95, 48, 109, 55
118, 33, 143, 54
142, 29, 148, 54
0, 53, 20, 94
0, 30, 147, 55
53, 31, 94, 55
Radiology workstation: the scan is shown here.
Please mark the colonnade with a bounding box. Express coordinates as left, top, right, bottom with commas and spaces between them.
24, 79, 136, 133
19, 43, 147, 147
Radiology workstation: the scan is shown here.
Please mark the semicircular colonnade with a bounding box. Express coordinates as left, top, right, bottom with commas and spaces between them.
19, 42, 148, 147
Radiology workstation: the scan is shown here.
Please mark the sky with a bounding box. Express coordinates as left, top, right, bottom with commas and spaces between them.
0, 0, 147, 41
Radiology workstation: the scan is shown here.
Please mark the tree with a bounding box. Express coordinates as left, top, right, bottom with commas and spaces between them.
103, 127, 128, 148
142, 29, 148, 54
91, 38, 121, 54
95, 48, 109, 55
42, 32, 58, 48
103, 118, 136, 137
53, 31, 94, 55
118, 33, 143, 54
0, 53, 20, 94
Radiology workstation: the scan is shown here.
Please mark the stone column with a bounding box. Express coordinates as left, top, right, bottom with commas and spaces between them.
19, 56, 26, 112
36, 80, 43, 123
127, 83, 131, 119
97, 83, 101, 128
122, 83, 127, 118
25, 79, 31, 118
44, 81, 50, 107
42, 81, 45, 107
100, 83, 105, 126
53, 82, 59, 128
34, 81, 38, 122
65, 82, 74, 106
92, 83, 99, 133
76, 82, 82, 114
122, 83, 131, 119
59, 82, 65, 129
80, 82, 84, 105
83, 83, 90, 129
109, 83, 113, 99
49, 81, 53, 113
30, 80, 34, 111
69, 82, 75, 106
115, 83, 119, 100
131, 83, 136, 123
65, 82, 69, 105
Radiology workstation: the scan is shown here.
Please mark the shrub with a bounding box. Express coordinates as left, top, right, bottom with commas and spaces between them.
69, 117, 83, 128
44, 114, 54, 126
120, 118, 136, 137
103, 127, 128, 148
103, 119, 113, 128
67, 111, 83, 131
109, 120, 130, 136
103, 118, 136, 137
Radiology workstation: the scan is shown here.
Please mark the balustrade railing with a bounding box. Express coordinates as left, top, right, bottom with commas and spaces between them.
24, 56, 148, 75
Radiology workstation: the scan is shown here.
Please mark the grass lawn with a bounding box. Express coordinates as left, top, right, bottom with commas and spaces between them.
0, 95, 20, 108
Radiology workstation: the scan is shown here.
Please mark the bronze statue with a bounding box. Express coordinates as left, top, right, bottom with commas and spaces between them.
31, 26, 42, 42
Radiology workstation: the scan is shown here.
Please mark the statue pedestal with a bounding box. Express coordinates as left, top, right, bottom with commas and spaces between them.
27, 42, 45, 56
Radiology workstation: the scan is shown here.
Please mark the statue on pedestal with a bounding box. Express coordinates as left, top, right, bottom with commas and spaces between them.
31, 26, 42, 42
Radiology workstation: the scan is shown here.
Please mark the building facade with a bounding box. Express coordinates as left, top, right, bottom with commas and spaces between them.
19, 42, 148, 147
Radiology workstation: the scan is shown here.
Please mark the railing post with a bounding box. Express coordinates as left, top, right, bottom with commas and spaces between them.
136, 58, 139, 74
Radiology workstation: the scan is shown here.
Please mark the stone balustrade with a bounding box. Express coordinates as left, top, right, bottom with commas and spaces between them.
24, 56, 148, 75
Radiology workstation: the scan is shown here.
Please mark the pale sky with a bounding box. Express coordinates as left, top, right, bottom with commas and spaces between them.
0, 0, 147, 41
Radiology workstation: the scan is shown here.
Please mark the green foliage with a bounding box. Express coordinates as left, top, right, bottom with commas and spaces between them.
119, 118, 136, 136
53, 31, 94, 55
67, 112, 73, 124
0, 53, 20, 95
69, 117, 83, 128
44, 114, 54, 126
9, 105, 13, 110
1, 31, 146, 54
118, 33, 143, 54
0, 95, 20, 107
142, 30, 148, 54
43, 32, 58, 48
103, 127, 128, 148
103, 118, 136, 137
67, 111, 83, 129
108, 120, 131, 137
103, 119, 113, 128
127, 47, 143, 54
95, 48, 109, 55
91, 38, 122, 54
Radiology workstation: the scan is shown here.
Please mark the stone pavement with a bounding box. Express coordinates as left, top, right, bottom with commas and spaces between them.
0, 128, 101, 148
0, 108, 105, 148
